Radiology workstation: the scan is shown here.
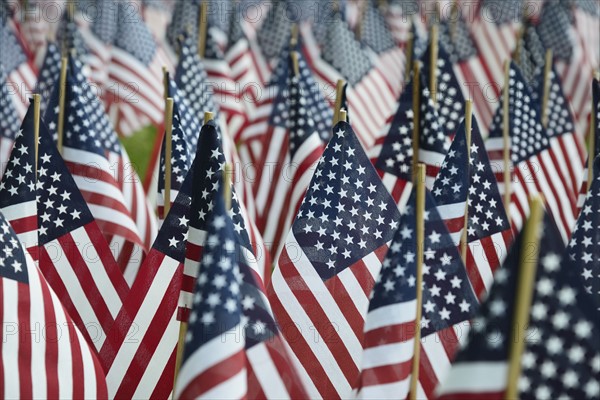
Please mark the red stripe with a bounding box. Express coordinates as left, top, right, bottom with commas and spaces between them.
68, 322, 85, 399
436, 326, 461, 360
16, 281, 32, 399
265, 337, 309, 398
177, 350, 246, 399
417, 344, 440, 399
324, 274, 365, 340
246, 357, 267, 400
149, 346, 177, 399
6, 214, 36, 235
438, 390, 505, 400
359, 358, 413, 387
349, 259, 376, 298
38, 272, 58, 399
363, 320, 416, 348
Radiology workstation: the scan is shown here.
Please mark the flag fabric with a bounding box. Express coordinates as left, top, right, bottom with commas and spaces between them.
438, 209, 600, 399
104, 0, 172, 135
371, 71, 450, 209
486, 62, 577, 243
268, 121, 402, 398
302, 11, 399, 150
253, 50, 330, 261
45, 56, 158, 284
354, 188, 418, 399
45, 57, 154, 282
532, 64, 586, 202
432, 117, 513, 297
0, 16, 37, 118
577, 77, 600, 210
34, 103, 130, 352
541, 0, 599, 137
181, 120, 270, 320
34, 42, 61, 114
0, 104, 41, 259
421, 41, 466, 138
0, 209, 109, 399
0, 66, 22, 178
98, 153, 194, 399
175, 180, 307, 399
566, 156, 600, 309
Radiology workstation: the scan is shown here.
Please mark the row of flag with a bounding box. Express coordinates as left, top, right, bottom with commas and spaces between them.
1, 0, 599, 399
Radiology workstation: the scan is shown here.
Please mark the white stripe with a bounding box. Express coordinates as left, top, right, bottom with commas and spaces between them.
436, 202, 467, 220
200, 368, 247, 400
364, 300, 418, 332
71, 227, 122, 317
54, 282, 74, 399
1, 200, 36, 222
2, 279, 20, 399
357, 376, 411, 400
105, 256, 180, 396
337, 267, 370, 317
362, 339, 415, 369
437, 362, 508, 395
86, 204, 141, 236
247, 343, 290, 399
28, 265, 47, 399
175, 325, 246, 398
420, 332, 452, 384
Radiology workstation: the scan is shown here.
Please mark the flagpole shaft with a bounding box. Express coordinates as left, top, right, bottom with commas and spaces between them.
57, 56, 68, 154
204, 111, 214, 125
223, 163, 232, 210
502, 61, 512, 226
291, 51, 300, 78
405, 33, 414, 84
164, 98, 174, 217
460, 100, 473, 263
589, 98, 596, 184
173, 320, 188, 398
412, 62, 421, 182
505, 196, 544, 399
429, 24, 438, 107
541, 50, 553, 128
162, 66, 169, 101
333, 79, 345, 126
198, 1, 208, 59
408, 164, 426, 400
33, 94, 41, 177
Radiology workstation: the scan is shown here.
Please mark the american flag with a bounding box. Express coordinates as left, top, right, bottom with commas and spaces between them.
34, 105, 130, 352
172, 35, 259, 225
421, 41, 466, 138
359, 1, 405, 97
302, 11, 399, 150
104, 0, 171, 135
532, 63, 586, 207
182, 121, 270, 319
439, 210, 600, 399
0, 66, 22, 178
0, 105, 40, 259
268, 121, 402, 398
436, 8, 507, 135
354, 188, 418, 399
0, 210, 109, 399
515, 23, 546, 87
0, 16, 37, 118
98, 174, 189, 399
567, 156, 600, 307
175, 181, 307, 399
486, 62, 576, 243
432, 117, 513, 297
578, 78, 600, 210
541, 0, 599, 138
34, 42, 61, 114
253, 49, 330, 261
371, 71, 450, 209
45, 56, 158, 284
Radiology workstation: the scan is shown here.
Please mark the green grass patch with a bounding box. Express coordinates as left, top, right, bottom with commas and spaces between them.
120, 125, 158, 181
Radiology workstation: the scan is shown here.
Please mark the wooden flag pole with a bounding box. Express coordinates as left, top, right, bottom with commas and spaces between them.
408, 163, 426, 400
33, 94, 41, 177
204, 111, 214, 124
57, 56, 68, 154
405, 33, 414, 84
541, 50, 553, 128
333, 79, 346, 126
502, 61, 512, 224
449, 0, 459, 42
512, 25, 526, 64
291, 51, 300, 78
505, 195, 545, 399
339, 109, 348, 123
162, 66, 169, 101
412, 62, 421, 179
163, 98, 174, 217
223, 163, 232, 210
429, 24, 439, 107
589, 95, 596, 184
460, 100, 473, 263
198, 1, 208, 59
